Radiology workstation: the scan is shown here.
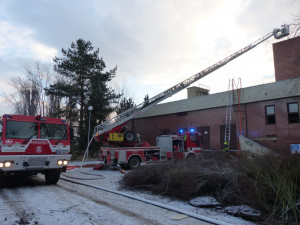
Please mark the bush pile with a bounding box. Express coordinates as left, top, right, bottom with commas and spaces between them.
120, 153, 300, 224
236, 154, 300, 224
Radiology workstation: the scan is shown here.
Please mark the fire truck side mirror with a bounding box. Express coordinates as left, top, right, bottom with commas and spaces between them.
69, 127, 74, 140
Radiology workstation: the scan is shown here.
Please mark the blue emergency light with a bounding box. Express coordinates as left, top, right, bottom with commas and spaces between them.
190, 128, 195, 132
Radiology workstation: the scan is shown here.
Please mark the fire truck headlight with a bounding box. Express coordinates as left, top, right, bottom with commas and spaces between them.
63, 160, 68, 166
0, 162, 3, 168
4, 161, 13, 168
57, 160, 63, 166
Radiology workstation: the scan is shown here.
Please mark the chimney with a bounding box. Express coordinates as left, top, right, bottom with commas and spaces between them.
273, 36, 300, 81
187, 85, 209, 99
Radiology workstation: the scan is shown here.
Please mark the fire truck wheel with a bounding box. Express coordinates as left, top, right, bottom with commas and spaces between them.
128, 157, 141, 170
124, 131, 136, 143
45, 170, 61, 184
186, 154, 196, 161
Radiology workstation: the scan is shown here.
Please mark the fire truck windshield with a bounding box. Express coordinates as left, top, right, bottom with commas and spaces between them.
41, 123, 67, 140
6, 121, 37, 139
189, 133, 200, 146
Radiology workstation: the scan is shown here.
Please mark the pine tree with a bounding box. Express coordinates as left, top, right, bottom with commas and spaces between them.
115, 97, 135, 115
45, 39, 119, 151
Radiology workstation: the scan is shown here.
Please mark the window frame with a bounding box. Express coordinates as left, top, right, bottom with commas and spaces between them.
287, 102, 299, 123
265, 105, 276, 125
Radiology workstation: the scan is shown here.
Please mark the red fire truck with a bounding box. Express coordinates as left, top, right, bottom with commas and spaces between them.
99, 130, 202, 169
0, 114, 72, 187
90, 24, 289, 169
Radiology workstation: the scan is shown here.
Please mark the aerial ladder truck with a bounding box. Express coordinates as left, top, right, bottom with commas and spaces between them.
87, 24, 289, 169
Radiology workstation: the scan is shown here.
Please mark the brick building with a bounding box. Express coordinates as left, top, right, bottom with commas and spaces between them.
131, 36, 300, 153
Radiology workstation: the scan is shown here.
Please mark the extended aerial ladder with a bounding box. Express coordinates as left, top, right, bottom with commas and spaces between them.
93, 24, 289, 140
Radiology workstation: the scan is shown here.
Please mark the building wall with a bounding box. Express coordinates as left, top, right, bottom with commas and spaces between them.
245, 97, 300, 153
273, 36, 300, 81
132, 105, 242, 150
132, 96, 300, 153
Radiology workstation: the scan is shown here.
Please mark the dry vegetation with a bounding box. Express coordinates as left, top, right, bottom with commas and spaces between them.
121, 152, 300, 224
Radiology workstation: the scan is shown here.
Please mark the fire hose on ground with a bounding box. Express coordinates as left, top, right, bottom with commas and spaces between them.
61, 176, 232, 225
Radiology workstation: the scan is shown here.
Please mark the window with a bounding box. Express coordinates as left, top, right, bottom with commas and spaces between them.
187, 133, 200, 147
265, 105, 275, 125
6, 121, 37, 139
288, 103, 299, 123
41, 123, 68, 140
189, 133, 199, 143
177, 112, 187, 117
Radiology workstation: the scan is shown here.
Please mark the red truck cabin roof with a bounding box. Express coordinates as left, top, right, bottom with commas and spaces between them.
1, 114, 67, 124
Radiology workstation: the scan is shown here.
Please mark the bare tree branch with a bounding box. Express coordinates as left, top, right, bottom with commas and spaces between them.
289, 2, 300, 37
3, 62, 57, 116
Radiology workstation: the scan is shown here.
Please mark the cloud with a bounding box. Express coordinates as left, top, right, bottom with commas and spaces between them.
0, 20, 57, 61
0, 0, 297, 110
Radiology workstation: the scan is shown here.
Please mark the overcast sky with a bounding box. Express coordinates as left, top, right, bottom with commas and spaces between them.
0, 0, 298, 116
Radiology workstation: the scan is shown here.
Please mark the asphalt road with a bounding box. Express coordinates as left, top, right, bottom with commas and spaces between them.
0, 168, 218, 225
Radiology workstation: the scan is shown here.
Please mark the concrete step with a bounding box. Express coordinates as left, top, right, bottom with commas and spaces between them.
239, 135, 274, 155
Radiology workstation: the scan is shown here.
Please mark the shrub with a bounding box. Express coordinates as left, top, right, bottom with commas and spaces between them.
121, 158, 233, 200
237, 154, 300, 224
120, 152, 300, 224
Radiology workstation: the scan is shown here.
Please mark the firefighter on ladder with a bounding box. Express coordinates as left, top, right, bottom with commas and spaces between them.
223, 141, 229, 152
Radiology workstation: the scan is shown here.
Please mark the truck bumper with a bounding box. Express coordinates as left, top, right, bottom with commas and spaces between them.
0, 154, 72, 172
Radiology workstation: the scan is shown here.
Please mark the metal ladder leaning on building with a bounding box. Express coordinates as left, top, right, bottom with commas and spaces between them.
224, 78, 242, 151
92, 24, 290, 141
224, 79, 234, 151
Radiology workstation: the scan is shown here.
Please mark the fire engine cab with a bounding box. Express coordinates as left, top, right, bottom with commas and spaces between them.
0, 114, 72, 187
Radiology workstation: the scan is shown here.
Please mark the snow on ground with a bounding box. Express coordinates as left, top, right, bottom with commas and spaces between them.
0, 161, 257, 225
